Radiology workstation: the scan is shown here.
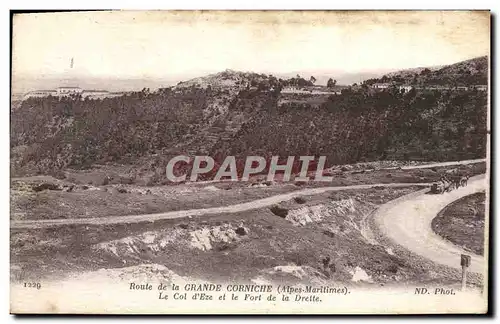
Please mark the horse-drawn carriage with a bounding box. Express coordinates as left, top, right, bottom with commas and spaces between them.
430, 171, 470, 194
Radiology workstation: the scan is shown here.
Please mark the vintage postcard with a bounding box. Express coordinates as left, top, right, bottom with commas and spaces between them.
10, 10, 490, 314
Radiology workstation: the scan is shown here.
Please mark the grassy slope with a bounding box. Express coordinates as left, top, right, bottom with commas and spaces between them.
432, 192, 486, 255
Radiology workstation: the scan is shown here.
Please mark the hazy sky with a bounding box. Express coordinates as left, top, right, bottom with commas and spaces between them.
13, 11, 490, 79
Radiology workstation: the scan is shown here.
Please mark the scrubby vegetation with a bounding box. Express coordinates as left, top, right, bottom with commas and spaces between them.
364, 56, 488, 87
270, 205, 289, 218
214, 88, 487, 164
11, 57, 488, 183
364, 56, 488, 86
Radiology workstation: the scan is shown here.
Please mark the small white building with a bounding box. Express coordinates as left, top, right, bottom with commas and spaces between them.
82, 90, 109, 98
282, 86, 339, 95
425, 85, 450, 91
23, 90, 57, 99
471, 85, 488, 91
398, 85, 413, 92
281, 86, 310, 94
83, 91, 123, 99
56, 87, 83, 96
23, 86, 123, 101
372, 83, 391, 89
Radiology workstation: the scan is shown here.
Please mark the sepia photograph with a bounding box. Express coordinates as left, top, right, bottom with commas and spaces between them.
9, 10, 490, 314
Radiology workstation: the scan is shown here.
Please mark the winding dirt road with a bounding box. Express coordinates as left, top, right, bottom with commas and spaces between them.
11, 160, 488, 276
374, 175, 487, 274
11, 182, 430, 229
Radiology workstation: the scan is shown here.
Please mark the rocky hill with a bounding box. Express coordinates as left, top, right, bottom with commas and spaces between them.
175, 69, 268, 90
10, 58, 488, 183
364, 56, 488, 86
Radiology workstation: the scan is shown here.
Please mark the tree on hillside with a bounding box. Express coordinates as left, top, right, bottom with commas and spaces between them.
420, 68, 431, 75
327, 78, 337, 88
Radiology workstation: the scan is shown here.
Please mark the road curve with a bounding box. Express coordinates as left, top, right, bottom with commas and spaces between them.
374, 175, 487, 274
11, 171, 489, 275
11, 182, 430, 229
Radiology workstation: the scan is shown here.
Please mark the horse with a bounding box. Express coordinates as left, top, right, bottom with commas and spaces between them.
460, 175, 470, 187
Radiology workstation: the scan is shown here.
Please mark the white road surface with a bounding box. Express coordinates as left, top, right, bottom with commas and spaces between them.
374, 175, 487, 274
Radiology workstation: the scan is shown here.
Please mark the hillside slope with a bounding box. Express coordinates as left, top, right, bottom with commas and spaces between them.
364, 56, 488, 86
11, 58, 488, 182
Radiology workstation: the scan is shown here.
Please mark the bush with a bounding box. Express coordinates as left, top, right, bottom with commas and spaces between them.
32, 182, 61, 192
285, 252, 308, 266
294, 197, 307, 204
387, 264, 399, 274
323, 230, 335, 238
270, 205, 288, 218
235, 227, 248, 236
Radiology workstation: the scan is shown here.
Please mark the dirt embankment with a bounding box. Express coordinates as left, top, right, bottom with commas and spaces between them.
432, 192, 486, 256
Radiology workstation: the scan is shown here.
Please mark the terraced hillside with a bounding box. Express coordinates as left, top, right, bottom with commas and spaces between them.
11, 57, 488, 184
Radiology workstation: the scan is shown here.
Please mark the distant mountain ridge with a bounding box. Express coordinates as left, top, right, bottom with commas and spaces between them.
175, 69, 269, 89
14, 55, 487, 95
12, 70, 387, 94
363, 56, 488, 87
